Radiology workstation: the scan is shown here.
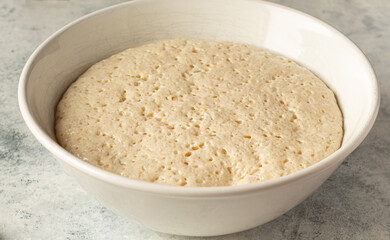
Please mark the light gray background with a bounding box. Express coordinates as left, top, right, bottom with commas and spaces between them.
0, 0, 389, 239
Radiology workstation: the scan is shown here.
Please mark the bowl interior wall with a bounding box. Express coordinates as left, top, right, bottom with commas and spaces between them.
25, 0, 376, 147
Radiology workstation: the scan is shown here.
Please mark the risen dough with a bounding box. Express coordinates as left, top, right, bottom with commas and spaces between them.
56, 39, 343, 186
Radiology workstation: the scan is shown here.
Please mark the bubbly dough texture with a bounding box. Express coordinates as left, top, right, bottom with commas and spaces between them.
56, 39, 343, 186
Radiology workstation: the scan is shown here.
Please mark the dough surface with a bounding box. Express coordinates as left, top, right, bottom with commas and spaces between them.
56, 39, 343, 186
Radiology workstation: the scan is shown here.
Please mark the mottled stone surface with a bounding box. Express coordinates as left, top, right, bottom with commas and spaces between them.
0, 0, 389, 239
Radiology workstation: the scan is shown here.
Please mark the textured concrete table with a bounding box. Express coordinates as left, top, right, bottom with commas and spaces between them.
0, 0, 389, 239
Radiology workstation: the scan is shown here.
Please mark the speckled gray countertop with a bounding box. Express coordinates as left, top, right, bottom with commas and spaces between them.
0, 0, 389, 239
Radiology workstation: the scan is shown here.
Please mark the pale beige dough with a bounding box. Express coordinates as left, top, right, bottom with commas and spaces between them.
56, 39, 343, 186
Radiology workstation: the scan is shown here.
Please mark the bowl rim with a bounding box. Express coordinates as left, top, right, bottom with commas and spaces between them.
18, 0, 380, 197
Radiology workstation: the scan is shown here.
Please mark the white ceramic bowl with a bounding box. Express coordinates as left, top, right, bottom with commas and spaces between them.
18, 0, 379, 236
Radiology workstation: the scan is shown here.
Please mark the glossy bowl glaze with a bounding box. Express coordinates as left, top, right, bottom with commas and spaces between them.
18, 0, 379, 236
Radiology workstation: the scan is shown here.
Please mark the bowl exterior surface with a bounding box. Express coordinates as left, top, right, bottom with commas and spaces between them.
58, 157, 340, 236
